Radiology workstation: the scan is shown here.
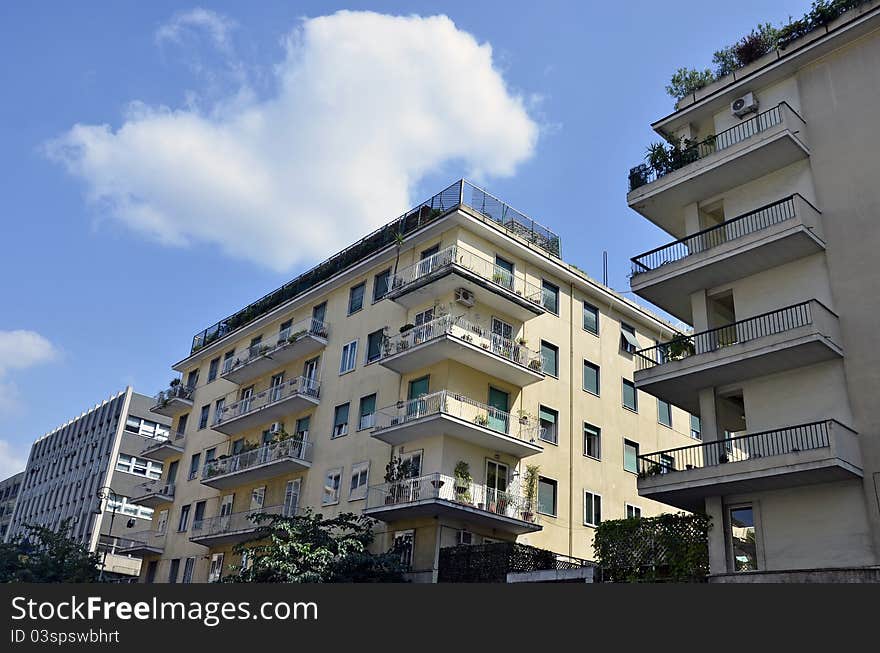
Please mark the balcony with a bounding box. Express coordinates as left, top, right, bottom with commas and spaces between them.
371, 391, 543, 458
636, 420, 863, 511
150, 383, 194, 418
387, 245, 545, 322
364, 472, 541, 535
200, 438, 313, 490
129, 481, 175, 508
140, 432, 185, 461
116, 530, 167, 556
221, 318, 330, 385
191, 505, 289, 547
213, 376, 320, 435
630, 195, 825, 322
627, 103, 810, 235
379, 315, 544, 387
634, 300, 843, 414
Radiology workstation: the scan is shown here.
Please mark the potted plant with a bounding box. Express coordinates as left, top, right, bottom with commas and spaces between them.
169, 378, 181, 388
384, 457, 416, 504
472, 414, 489, 427
453, 461, 472, 503
399, 323, 415, 334
522, 464, 540, 521
528, 358, 543, 371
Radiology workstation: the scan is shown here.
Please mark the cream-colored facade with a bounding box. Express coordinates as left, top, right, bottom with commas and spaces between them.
134, 181, 697, 583
627, 2, 880, 580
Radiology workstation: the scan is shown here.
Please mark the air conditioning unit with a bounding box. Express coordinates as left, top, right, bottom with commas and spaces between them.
269, 422, 282, 434
455, 287, 475, 307
731, 92, 758, 118
457, 530, 474, 545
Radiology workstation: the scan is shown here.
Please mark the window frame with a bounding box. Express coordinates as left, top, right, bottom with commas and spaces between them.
583, 360, 600, 396
541, 279, 560, 314
348, 282, 366, 315
658, 399, 672, 427
623, 438, 640, 474
373, 269, 392, 302
626, 503, 642, 519
583, 301, 600, 335
622, 379, 638, 412
322, 468, 343, 505
583, 422, 601, 460
349, 461, 370, 501
583, 490, 602, 527
358, 394, 377, 431
540, 340, 559, 378
538, 405, 558, 445
339, 340, 358, 374
537, 476, 558, 517
332, 403, 350, 438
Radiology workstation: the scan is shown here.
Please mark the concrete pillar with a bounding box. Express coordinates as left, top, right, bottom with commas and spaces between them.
705, 496, 728, 575
683, 202, 701, 237
690, 289, 708, 332
699, 388, 721, 443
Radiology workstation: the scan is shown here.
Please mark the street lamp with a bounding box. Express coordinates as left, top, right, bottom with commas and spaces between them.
95, 486, 119, 582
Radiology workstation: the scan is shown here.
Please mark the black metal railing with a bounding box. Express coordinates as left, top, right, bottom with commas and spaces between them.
190, 180, 560, 354
631, 196, 804, 275
628, 103, 802, 191
635, 300, 822, 371
637, 420, 833, 476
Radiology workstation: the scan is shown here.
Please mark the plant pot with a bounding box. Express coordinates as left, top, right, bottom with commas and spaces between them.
521, 511, 533, 521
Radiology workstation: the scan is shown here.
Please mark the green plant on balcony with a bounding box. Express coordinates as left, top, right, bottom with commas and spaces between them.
522, 464, 540, 522
665, 336, 696, 361
453, 461, 472, 504
384, 456, 416, 504
528, 358, 543, 371
472, 414, 489, 427
288, 330, 307, 343
169, 378, 181, 388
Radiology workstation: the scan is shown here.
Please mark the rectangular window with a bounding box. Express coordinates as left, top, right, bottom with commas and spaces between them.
542, 280, 559, 314
208, 553, 224, 583
193, 500, 206, 526
349, 461, 370, 500
222, 350, 235, 373
366, 330, 383, 363
295, 416, 310, 440
584, 491, 602, 527
583, 361, 600, 395
333, 403, 350, 438
658, 399, 672, 427
583, 301, 599, 335
188, 453, 200, 481
393, 530, 415, 569
537, 477, 557, 516
624, 439, 639, 474
729, 505, 759, 571
176, 414, 188, 438
373, 269, 391, 301
186, 370, 199, 388
494, 255, 515, 289
198, 405, 210, 430
541, 341, 558, 377
182, 557, 195, 583
622, 379, 638, 412
177, 505, 191, 532
213, 398, 225, 425
208, 357, 220, 382
358, 394, 376, 430
626, 504, 642, 519
340, 341, 358, 374
323, 468, 342, 505
348, 282, 365, 314
168, 559, 180, 584
690, 414, 702, 440
620, 322, 640, 354
583, 423, 601, 459
539, 406, 558, 445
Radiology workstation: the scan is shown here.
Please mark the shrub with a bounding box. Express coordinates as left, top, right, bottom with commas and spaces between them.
665, 67, 715, 100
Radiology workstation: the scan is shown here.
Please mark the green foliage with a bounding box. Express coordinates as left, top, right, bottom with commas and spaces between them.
665, 67, 715, 100
593, 512, 711, 583
222, 510, 407, 583
0, 520, 102, 583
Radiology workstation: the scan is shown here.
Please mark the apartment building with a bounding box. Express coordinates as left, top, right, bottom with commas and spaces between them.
0, 471, 24, 539
6, 388, 171, 579
626, 1, 880, 581
133, 180, 699, 583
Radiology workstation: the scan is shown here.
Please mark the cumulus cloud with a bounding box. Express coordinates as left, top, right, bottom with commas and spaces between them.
0, 330, 58, 416
45, 10, 539, 272
155, 7, 237, 51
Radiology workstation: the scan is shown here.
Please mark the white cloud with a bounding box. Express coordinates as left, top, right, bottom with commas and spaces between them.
45, 10, 539, 272
0, 330, 58, 416
0, 438, 27, 478
155, 7, 237, 52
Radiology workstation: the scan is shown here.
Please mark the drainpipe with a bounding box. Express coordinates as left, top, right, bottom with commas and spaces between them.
569, 281, 575, 558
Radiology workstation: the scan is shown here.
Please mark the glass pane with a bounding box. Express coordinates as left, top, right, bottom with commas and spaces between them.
730, 507, 758, 571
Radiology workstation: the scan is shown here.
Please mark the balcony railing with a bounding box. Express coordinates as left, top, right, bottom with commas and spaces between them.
192, 504, 287, 540
153, 383, 194, 407
365, 472, 538, 524
202, 437, 313, 481
638, 420, 835, 476
373, 390, 543, 444
390, 245, 543, 304
221, 318, 329, 376
635, 301, 823, 371
216, 376, 320, 426
117, 530, 167, 551
381, 314, 543, 372
628, 103, 800, 191
631, 196, 801, 275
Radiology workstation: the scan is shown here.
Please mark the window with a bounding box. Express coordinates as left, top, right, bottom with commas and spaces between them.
620, 322, 640, 354
333, 403, 350, 438
690, 414, 702, 440
168, 559, 180, 584
622, 379, 638, 412
366, 330, 384, 363
583, 361, 600, 395
182, 557, 195, 583
208, 357, 220, 382
323, 468, 342, 505
156, 509, 168, 534
539, 406, 558, 445
542, 280, 559, 314
198, 405, 210, 430
658, 399, 672, 427
623, 439, 639, 474
340, 341, 358, 374
186, 370, 199, 388
583, 302, 599, 335
373, 269, 391, 301
393, 530, 415, 569
626, 504, 642, 519
115, 454, 162, 479
188, 453, 201, 481
584, 491, 602, 527
358, 394, 376, 430
176, 414, 188, 438
541, 341, 558, 377
583, 423, 601, 459
213, 398, 225, 425
729, 505, 759, 572
295, 416, 310, 440
537, 477, 557, 516
193, 501, 206, 527
494, 256, 514, 289
208, 553, 224, 583
349, 461, 370, 500
348, 282, 365, 314
177, 505, 191, 532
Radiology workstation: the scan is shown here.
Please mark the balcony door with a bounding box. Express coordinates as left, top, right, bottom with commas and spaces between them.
312, 302, 326, 327
491, 318, 514, 360
487, 387, 509, 434
240, 386, 254, 414
283, 479, 301, 517
219, 495, 233, 531
303, 356, 320, 388
270, 373, 284, 403
407, 376, 430, 421
485, 460, 509, 515
413, 308, 434, 344
494, 256, 515, 290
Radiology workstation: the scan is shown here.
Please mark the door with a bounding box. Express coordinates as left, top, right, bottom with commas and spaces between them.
219, 495, 234, 532
240, 386, 254, 415
303, 356, 320, 392
407, 376, 430, 421
312, 302, 327, 327
486, 460, 509, 515
487, 387, 509, 434
208, 553, 224, 583
413, 308, 435, 344
494, 256, 515, 290
401, 451, 423, 501
283, 479, 301, 517
156, 509, 168, 534
270, 373, 284, 403
491, 318, 514, 360
250, 487, 265, 512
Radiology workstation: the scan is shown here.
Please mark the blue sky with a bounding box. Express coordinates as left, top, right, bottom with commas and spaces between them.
0, 0, 811, 473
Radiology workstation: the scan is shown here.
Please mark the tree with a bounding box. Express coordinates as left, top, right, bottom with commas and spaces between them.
0, 519, 102, 583
665, 68, 715, 101
222, 510, 408, 583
